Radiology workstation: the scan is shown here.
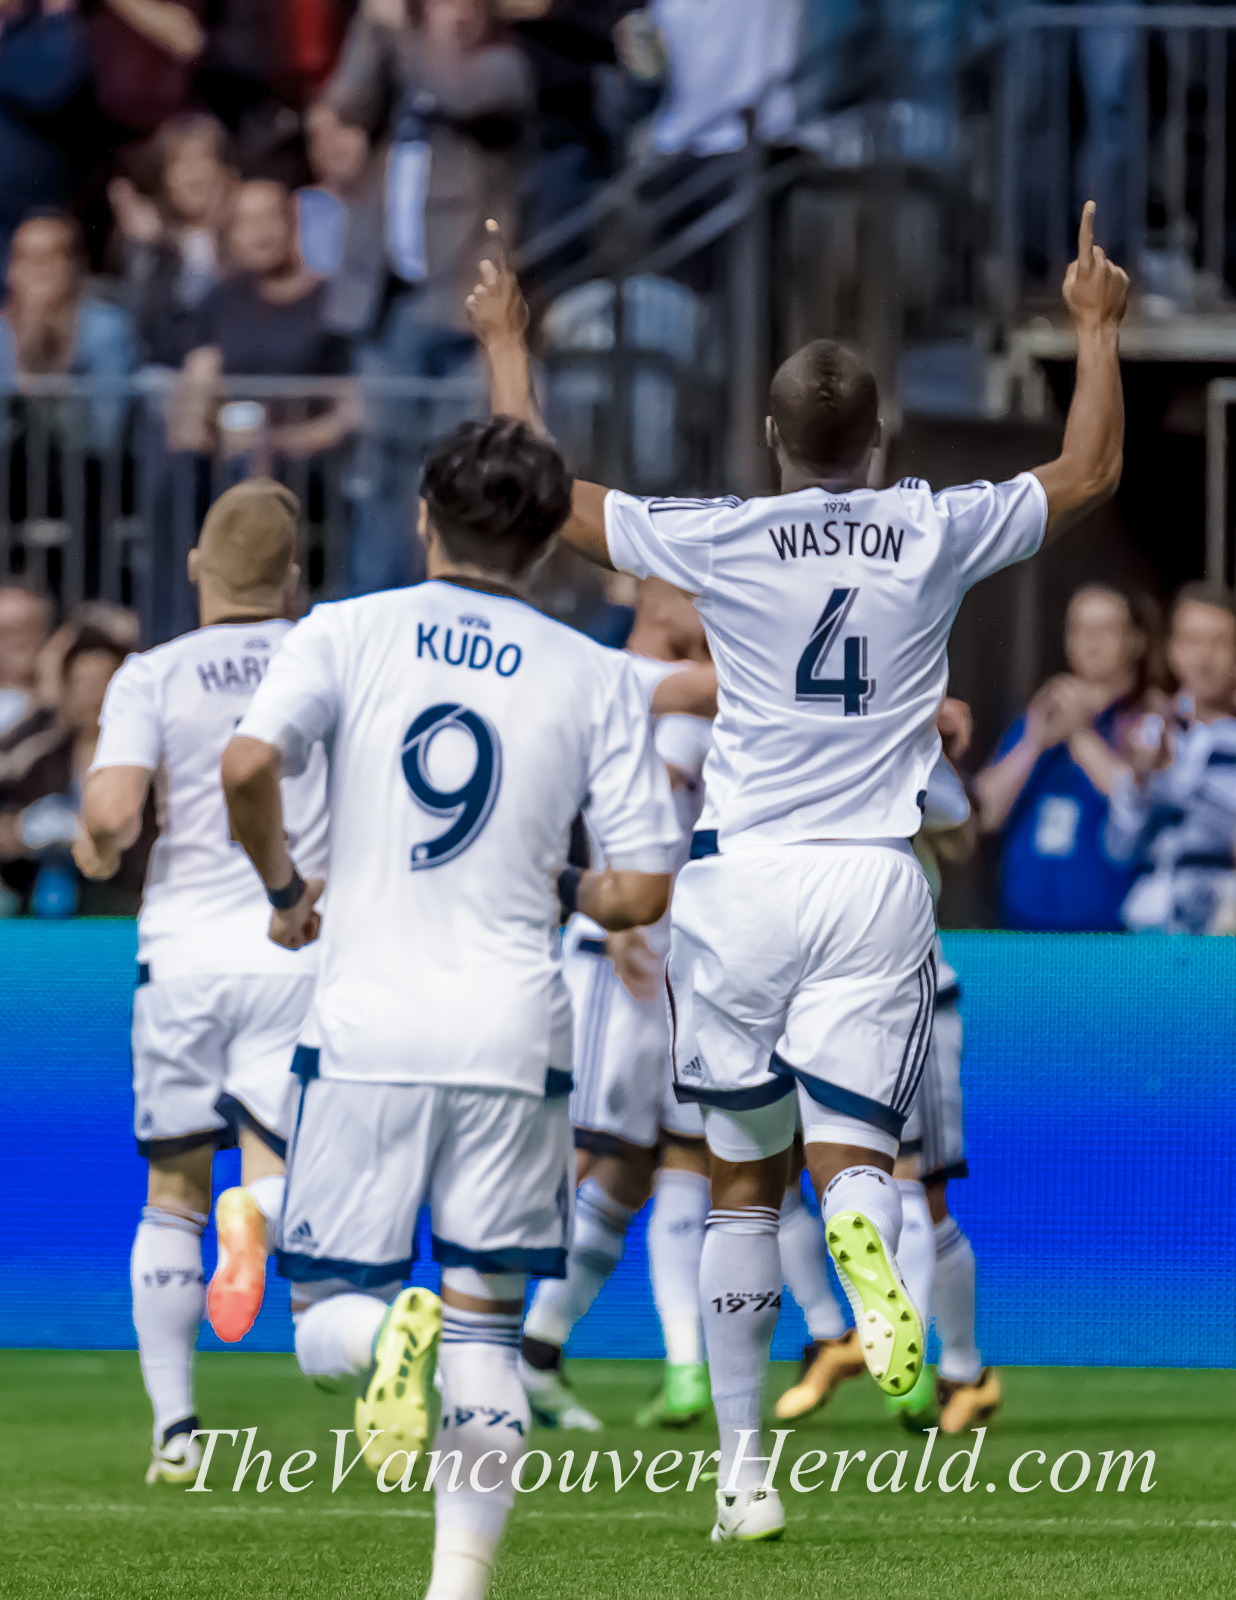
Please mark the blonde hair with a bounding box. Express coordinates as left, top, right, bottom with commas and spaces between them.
197, 479, 300, 603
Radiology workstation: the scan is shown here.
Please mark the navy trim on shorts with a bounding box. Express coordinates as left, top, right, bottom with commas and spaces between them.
276, 1250, 413, 1287
573, 1126, 656, 1156
936, 983, 961, 1008
136, 962, 151, 986
291, 1045, 320, 1082
1176, 852, 1236, 871
673, 1075, 796, 1111
898, 1136, 924, 1156
545, 1067, 573, 1098
577, 937, 608, 957
432, 1236, 567, 1279
215, 1092, 287, 1160
923, 1159, 969, 1184
689, 829, 719, 859
771, 1052, 907, 1137
137, 1127, 222, 1161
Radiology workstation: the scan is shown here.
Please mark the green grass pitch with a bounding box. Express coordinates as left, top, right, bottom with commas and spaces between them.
1, 1351, 1233, 1599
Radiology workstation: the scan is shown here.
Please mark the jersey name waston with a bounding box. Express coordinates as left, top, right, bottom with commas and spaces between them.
196, 653, 271, 693
767, 520, 906, 563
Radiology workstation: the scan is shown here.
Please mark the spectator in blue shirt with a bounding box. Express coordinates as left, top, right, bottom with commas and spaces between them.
0, 0, 88, 275
975, 584, 1162, 931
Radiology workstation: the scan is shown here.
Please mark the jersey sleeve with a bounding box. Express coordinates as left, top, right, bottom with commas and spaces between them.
236, 606, 341, 778
921, 756, 971, 830
584, 656, 681, 873
655, 713, 712, 783
91, 654, 161, 771
936, 472, 1048, 590
604, 491, 726, 592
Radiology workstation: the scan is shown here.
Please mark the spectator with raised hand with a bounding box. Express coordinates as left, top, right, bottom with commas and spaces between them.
0, 0, 89, 275
0, 212, 136, 449
976, 584, 1160, 931
171, 177, 355, 459
110, 115, 235, 369
1106, 585, 1236, 935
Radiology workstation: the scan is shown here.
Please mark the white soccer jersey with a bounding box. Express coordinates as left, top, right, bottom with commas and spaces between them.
606, 475, 1047, 845
92, 620, 329, 979
236, 579, 680, 1095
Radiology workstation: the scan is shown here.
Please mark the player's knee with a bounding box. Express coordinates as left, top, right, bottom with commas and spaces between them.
147, 1150, 213, 1218
440, 1267, 526, 1308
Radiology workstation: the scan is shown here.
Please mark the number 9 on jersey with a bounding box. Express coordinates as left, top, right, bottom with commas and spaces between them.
401, 703, 503, 869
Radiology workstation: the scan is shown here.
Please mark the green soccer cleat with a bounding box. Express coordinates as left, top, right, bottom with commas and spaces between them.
826, 1210, 924, 1397
354, 1287, 442, 1474
634, 1362, 711, 1428
886, 1361, 937, 1432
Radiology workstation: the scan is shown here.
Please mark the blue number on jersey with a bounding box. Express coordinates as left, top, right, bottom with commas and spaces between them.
795, 586, 875, 714
401, 703, 502, 869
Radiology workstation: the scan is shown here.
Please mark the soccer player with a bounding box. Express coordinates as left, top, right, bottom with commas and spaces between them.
74, 480, 328, 1485
467, 205, 1127, 1541
221, 419, 679, 1600
519, 576, 715, 1431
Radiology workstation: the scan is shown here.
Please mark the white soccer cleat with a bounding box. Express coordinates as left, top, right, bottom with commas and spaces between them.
519, 1358, 603, 1432
145, 1429, 202, 1486
710, 1484, 786, 1543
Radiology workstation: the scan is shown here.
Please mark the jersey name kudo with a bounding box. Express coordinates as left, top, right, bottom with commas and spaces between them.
236, 579, 680, 1094
92, 620, 328, 978
605, 474, 1048, 845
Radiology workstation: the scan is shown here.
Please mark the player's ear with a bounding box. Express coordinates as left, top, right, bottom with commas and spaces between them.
187, 546, 200, 586
765, 415, 777, 453
417, 499, 430, 549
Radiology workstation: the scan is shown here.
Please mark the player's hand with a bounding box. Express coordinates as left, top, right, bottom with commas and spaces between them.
269, 877, 325, 950
466, 220, 528, 349
606, 927, 661, 1003
72, 823, 119, 881
936, 696, 972, 766
1062, 201, 1129, 331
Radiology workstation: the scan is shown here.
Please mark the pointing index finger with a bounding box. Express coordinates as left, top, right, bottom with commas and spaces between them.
1078, 201, 1096, 268
483, 217, 509, 276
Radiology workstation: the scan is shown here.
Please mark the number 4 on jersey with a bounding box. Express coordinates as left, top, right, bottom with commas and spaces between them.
795, 587, 875, 714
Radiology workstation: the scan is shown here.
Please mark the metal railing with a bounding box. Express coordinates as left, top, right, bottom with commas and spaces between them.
993, 7, 1236, 311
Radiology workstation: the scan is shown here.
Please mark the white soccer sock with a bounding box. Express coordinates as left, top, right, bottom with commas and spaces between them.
646, 1168, 708, 1365
822, 1164, 903, 1253
428, 1303, 529, 1600
933, 1216, 982, 1383
699, 1206, 781, 1493
293, 1292, 389, 1378
131, 1206, 206, 1444
894, 1179, 935, 1332
778, 1187, 846, 1341
244, 1174, 285, 1229
522, 1178, 634, 1349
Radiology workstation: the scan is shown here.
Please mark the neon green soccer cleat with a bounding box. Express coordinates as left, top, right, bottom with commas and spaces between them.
826, 1210, 924, 1397
634, 1362, 711, 1428
355, 1287, 442, 1473
886, 1361, 937, 1432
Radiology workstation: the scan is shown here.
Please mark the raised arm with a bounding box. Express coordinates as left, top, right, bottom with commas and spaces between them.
1031, 202, 1130, 541
466, 225, 615, 569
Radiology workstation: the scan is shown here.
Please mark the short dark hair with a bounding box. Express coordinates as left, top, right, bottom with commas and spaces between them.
1169, 581, 1236, 631
769, 340, 879, 473
63, 627, 126, 678
421, 418, 573, 577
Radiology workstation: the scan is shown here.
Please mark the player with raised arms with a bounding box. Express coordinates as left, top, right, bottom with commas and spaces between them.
467, 205, 1127, 1541
75, 480, 328, 1484
221, 418, 678, 1600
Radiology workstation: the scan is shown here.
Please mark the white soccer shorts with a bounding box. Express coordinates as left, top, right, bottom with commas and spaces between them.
899, 990, 966, 1181
131, 971, 314, 1159
667, 840, 937, 1162
564, 923, 672, 1151
276, 1073, 574, 1289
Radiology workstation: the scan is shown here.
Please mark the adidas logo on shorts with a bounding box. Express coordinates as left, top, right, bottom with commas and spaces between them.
286, 1219, 314, 1243
680, 1056, 704, 1079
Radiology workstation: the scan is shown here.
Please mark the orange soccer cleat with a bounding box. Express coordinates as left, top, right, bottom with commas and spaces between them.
937, 1368, 1003, 1434
774, 1327, 868, 1419
207, 1187, 269, 1342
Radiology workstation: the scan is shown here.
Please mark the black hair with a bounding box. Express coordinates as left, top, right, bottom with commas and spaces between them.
769, 340, 879, 473
421, 418, 573, 578
63, 627, 126, 677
